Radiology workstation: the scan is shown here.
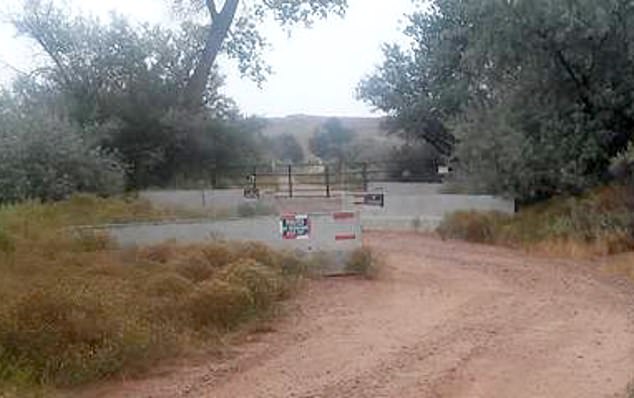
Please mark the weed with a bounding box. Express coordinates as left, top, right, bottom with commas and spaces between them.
345, 248, 381, 279
0, 196, 311, 392
236, 202, 276, 218
186, 280, 253, 330
437, 184, 634, 257
218, 259, 285, 309
437, 211, 508, 244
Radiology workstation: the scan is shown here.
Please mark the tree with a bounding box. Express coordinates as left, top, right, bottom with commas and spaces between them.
270, 133, 304, 163
359, 0, 634, 201
172, 0, 348, 107
10, 3, 266, 188
309, 117, 355, 163
0, 110, 126, 202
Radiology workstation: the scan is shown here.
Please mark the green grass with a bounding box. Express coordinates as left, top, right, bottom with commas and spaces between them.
0, 195, 310, 393
437, 185, 634, 258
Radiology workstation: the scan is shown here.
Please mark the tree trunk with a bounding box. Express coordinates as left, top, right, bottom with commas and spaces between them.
182, 0, 239, 109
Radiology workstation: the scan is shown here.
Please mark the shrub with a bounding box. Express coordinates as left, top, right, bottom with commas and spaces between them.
0, 286, 153, 386
0, 116, 126, 203
200, 243, 236, 268
437, 211, 507, 244
170, 251, 216, 282
0, 228, 14, 254
0, 197, 311, 391
145, 272, 194, 298
185, 280, 253, 330
218, 259, 284, 309
236, 202, 276, 218
437, 185, 634, 257
345, 248, 381, 279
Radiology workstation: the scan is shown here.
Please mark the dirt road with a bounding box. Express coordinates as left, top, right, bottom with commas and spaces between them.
85, 232, 634, 398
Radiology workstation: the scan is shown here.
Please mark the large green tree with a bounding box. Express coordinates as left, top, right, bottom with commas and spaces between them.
172, 0, 348, 107
359, 0, 634, 201
309, 117, 355, 163
10, 2, 265, 188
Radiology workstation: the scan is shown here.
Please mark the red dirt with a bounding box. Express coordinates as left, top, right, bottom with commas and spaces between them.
77, 232, 634, 398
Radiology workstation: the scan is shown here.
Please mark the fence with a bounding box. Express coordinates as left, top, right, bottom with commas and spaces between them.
209, 161, 443, 199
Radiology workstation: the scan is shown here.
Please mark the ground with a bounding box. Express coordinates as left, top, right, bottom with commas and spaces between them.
76, 232, 634, 398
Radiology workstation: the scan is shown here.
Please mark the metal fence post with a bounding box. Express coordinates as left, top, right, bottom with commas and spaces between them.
288, 164, 293, 198
362, 162, 368, 192
325, 165, 331, 198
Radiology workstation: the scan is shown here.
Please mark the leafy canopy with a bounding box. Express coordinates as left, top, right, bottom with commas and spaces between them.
359, 0, 634, 201
309, 118, 355, 163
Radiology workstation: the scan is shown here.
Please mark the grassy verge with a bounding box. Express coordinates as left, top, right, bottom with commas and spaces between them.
437, 185, 634, 259
0, 195, 309, 393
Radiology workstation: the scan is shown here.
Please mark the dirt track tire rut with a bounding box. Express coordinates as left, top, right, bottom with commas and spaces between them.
79, 232, 634, 398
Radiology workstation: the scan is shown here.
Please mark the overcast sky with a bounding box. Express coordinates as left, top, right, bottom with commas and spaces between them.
0, 0, 419, 117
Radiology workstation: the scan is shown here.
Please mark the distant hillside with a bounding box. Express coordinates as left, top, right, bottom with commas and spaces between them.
262, 115, 395, 158
262, 115, 388, 137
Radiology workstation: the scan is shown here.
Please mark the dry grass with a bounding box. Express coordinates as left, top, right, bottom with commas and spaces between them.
604, 253, 634, 281
0, 195, 309, 392
627, 380, 634, 398
438, 185, 634, 259
345, 248, 382, 279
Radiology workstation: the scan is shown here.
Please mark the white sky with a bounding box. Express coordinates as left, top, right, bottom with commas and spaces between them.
0, 0, 418, 117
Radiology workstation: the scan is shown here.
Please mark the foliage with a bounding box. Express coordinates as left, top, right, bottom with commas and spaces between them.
345, 248, 381, 279
268, 133, 305, 164
309, 117, 356, 163
438, 185, 634, 257
172, 0, 348, 106
9, 3, 269, 190
236, 201, 276, 218
360, 0, 634, 202
0, 197, 309, 390
388, 142, 442, 182
0, 114, 126, 203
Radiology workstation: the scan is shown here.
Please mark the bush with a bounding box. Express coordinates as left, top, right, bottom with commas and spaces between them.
170, 251, 217, 282
236, 202, 276, 218
345, 248, 381, 279
218, 259, 285, 309
145, 272, 194, 298
437, 185, 634, 257
235, 242, 281, 269
0, 115, 126, 203
437, 211, 508, 244
0, 286, 154, 386
186, 280, 253, 330
0, 197, 311, 391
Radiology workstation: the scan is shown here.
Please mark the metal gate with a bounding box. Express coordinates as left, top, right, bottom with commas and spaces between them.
211, 161, 441, 203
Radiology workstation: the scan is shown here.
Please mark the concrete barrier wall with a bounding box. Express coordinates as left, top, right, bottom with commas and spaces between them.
89, 212, 362, 273
357, 183, 515, 231
139, 189, 255, 213
140, 184, 515, 232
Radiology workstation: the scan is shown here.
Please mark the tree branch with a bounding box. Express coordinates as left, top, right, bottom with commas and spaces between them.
205, 0, 218, 20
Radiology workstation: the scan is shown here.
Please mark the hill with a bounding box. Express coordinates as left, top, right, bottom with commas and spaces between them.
262, 114, 388, 138
261, 115, 395, 158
